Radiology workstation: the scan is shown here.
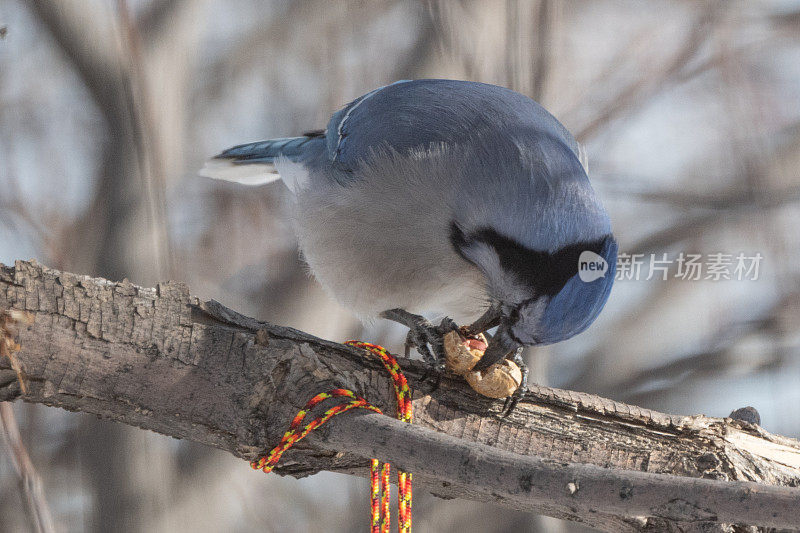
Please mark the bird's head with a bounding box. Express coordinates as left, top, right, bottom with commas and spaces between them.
451, 224, 617, 369
449, 136, 617, 370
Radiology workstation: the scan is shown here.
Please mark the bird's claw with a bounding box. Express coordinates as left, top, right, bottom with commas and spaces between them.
401, 315, 458, 393
501, 347, 529, 417
402, 317, 458, 362
439, 316, 459, 335
501, 383, 528, 417
419, 361, 446, 393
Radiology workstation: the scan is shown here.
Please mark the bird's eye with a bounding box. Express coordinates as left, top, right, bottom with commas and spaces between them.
501, 304, 523, 327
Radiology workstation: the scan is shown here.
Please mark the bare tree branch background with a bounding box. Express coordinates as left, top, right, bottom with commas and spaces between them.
1, 402, 55, 533
1, 0, 799, 532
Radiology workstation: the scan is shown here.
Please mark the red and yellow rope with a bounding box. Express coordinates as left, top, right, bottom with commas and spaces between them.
250, 341, 413, 533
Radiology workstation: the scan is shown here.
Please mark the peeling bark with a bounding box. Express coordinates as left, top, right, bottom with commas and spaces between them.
1, 260, 799, 532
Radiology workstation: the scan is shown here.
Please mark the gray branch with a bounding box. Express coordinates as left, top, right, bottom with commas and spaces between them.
1, 260, 799, 532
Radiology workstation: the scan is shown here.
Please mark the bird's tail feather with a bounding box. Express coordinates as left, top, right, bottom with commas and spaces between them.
199, 132, 324, 187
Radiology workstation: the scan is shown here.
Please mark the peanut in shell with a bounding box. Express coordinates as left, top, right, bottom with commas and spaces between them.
464, 360, 522, 399
442, 330, 521, 398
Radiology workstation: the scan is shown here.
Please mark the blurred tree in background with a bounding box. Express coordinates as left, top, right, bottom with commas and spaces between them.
1, 1, 799, 531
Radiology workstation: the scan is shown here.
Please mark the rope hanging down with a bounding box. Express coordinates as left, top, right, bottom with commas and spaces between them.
251, 341, 413, 533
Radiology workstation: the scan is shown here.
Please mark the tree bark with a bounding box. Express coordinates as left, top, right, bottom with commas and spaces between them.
1, 260, 799, 532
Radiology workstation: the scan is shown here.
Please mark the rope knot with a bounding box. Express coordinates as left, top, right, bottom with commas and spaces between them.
251, 341, 413, 533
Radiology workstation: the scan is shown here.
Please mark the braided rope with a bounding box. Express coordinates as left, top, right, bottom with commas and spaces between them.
250, 341, 413, 533
347, 341, 412, 532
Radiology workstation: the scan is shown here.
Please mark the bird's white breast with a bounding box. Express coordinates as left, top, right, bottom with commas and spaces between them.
279, 155, 488, 324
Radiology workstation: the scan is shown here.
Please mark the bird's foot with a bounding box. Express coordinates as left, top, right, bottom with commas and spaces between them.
380, 309, 459, 392
501, 348, 529, 417
405, 316, 460, 392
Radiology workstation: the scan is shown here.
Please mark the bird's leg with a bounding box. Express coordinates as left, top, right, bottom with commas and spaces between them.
501, 347, 529, 417
380, 308, 458, 388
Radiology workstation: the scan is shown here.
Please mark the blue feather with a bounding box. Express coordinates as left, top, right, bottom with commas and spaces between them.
324, 79, 581, 171
539, 237, 618, 344
215, 134, 324, 165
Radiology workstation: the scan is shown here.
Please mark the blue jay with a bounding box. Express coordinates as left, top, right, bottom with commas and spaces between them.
202, 79, 617, 413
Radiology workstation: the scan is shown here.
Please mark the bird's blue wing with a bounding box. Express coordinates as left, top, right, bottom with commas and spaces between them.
200, 132, 326, 187
324, 79, 581, 171
215, 132, 326, 165
202, 80, 584, 188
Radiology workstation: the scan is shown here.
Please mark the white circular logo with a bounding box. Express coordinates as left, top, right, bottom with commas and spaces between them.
578, 251, 608, 282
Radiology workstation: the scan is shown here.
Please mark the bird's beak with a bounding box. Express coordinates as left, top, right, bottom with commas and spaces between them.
472, 322, 521, 371
467, 303, 502, 336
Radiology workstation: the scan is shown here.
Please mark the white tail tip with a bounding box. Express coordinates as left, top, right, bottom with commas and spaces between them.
199, 158, 281, 186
